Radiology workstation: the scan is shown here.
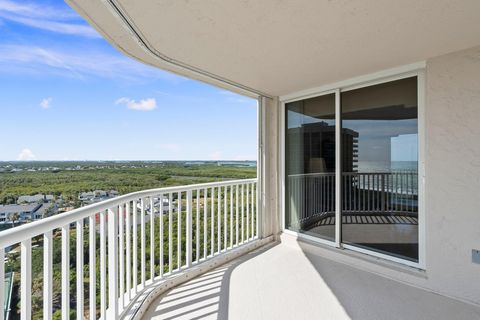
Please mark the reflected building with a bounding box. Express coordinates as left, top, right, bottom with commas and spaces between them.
287, 121, 358, 175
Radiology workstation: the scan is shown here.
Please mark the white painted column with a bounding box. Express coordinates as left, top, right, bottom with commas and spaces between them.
260, 96, 280, 239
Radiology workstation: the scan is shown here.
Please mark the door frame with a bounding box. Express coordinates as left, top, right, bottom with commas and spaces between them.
279, 62, 426, 269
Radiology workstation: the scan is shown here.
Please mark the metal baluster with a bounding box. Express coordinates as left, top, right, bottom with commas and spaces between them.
107, 207, 119, 319
230, 186, 233, 247
132, 200, 138, 292
119, 204, 125, 310
100, 212, 106, 320
217, 187, 221, 252
245, 184, 250, 241
211, 188, 215, 256
159, 194, 164, 277
89, 215, 96, 319
236, 185, 239, 245
224, 186, 227, 249
241, 184, 245, 243
177, 192, 182, 269
43, 231, 53, 320
196, 190, 200, 263
140, 198, 146, 286
251, 183, 255, 238
150, 197, 155, 280
125, 201, 131, 301
168, 193, 173, 273
76, 219, 84, 320
21, 239, 32, 320
186, 190, 192, 268
203, 188, 208, 259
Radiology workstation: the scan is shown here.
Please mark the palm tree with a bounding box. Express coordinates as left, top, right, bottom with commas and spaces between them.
8, 212, 20, 228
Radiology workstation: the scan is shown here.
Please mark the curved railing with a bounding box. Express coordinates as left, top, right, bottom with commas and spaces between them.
0, 178, 258, 320
287, 172, 418, 229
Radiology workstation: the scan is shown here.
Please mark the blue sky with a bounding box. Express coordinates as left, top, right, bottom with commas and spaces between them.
0, 0, 258, 161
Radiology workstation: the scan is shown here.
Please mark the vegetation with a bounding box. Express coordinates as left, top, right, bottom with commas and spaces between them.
0, 162, 256, 319
0, 162, 255, 205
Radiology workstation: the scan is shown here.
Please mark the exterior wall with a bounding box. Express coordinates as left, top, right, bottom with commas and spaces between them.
424, 45, 480, 304
261, 96, 281, 238
278, 45, 480, 306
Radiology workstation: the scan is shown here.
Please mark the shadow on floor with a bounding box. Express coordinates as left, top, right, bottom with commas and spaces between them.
143, 240, 480, 320
143, 242, 279, 320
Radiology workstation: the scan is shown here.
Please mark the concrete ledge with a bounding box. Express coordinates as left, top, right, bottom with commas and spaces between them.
122, 236, 274, 320
281, 232, 426, 278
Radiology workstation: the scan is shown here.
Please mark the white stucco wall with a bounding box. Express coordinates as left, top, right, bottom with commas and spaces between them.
424, 45, 480, 304
276, 45, 480, 306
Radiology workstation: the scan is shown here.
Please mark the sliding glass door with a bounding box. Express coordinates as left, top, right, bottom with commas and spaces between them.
341, 77, 418, 262
285, 75, 419, 263
285, 93, 336, 241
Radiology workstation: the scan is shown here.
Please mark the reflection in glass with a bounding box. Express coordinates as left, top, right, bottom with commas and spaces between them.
285, 94, 336, 241
341, 77, 418, 261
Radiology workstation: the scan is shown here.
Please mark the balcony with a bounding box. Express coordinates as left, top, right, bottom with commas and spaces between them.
142, 239, 480, 320
0, 179, 259, 319
1, 176, 479, 320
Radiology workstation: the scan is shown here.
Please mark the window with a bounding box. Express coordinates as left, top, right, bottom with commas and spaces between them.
285, 93, 336, 241
285, 75, 420, 263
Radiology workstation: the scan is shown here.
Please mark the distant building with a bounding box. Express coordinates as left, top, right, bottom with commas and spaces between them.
78, 191, 95, 201
0, 204, 43, 224
287, 121, 358, 174
79, 190, 119, 204
17, 194, 54, 204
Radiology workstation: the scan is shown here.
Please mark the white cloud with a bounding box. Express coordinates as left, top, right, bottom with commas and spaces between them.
0, 2, 185, 84
0, 44, 181, 82
115, 97, 157, 111
40, 97, 52, 109
0, 0, 79, 20
208, 151, 223, 160
17, 148, 36, 160
0, 0, 100, 38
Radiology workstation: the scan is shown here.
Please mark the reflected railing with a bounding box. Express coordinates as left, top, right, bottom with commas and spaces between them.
287, 172, 418, 230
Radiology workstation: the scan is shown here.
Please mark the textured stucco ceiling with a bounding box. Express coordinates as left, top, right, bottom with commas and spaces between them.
68, 0, 480, 97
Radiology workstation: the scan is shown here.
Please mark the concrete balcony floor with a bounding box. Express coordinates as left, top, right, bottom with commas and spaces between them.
142, 241, 480, 320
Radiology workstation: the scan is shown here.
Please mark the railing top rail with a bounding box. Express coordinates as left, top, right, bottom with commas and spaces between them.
0, 178, 257, 249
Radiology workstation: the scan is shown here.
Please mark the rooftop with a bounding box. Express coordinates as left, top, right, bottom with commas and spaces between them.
0, 204, 41, 215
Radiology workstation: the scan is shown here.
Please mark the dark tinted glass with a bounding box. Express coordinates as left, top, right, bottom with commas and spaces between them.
341, 77, 418, 261
285, 93, 336, 241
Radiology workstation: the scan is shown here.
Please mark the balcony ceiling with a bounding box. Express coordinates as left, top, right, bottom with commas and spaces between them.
68, 0, 480, 97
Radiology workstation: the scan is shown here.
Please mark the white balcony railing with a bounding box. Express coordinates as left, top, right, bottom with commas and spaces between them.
0, 178, 258, 320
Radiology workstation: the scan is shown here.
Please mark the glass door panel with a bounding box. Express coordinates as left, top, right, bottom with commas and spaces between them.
285, 93, 336, 241
341, 77, 419, 261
